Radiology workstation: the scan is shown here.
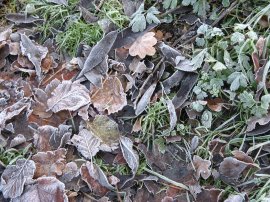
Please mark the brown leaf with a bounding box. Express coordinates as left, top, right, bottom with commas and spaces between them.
10, 134, 26, 148
0, 159, 36, 199
32, 148, 66, 178
129, 58, 148, 74
12, 177, 68, 202
128, 32, 157, 59
193, 155, 211, 180
207, 98, 224, 112
197, 188, 223, 202
86, 115, 120, 151
80, 162, 113, 196
91, 76, 127, 114
47, 80, 90, 113
70, 129, 101, 160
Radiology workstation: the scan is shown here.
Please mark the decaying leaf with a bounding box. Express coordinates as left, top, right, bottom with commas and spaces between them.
10, 134, 26, 148
196, 188, 223, 202
32, 148, 67, 178
193, 155, 211, 180
128, 32, 157, 59
33, 124, 72, 152
91, 76, 127, 114
0, 25, 12, 42
71, 129, 101, 160
47, 80, 90, 113
6, 14, 41, 24
120, 136, 139, 175
20, 34, 48, 80
12, 177, 68, 202
86, 115, 120, 151
224, 193, 246, 202
0, 159, 36, 199
81, 162, 113, 196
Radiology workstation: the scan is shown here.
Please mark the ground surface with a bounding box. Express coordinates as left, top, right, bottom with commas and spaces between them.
0, 0, 270, 201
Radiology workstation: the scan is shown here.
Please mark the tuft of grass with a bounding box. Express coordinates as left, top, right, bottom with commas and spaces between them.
56, 20, 103, 56
0, 145, 31, 165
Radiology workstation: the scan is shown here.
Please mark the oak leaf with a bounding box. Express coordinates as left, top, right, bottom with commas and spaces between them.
128, 32, 157, 59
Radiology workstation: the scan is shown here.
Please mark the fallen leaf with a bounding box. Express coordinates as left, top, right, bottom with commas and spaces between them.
59, 162, 80, 183
47, 0, 68, 6
0, 159, 36, 199
91, 76, 127, 114
135, 83, 157, 115
165, 99, 177, 130
20, 34, 48, 80
129, 58, 148, 74
86, 115, 120, 152
32, 148, 67, 178
12, 177, 68, 202
0, 25, 12, 42
120, 136, 139, 175
207, 98, 224, 112
193, 155, 211, 180
196, 188, 223, 202
33, 124, 72, 152
47, 80, 90, 113
77, 31, 118, 79
70, 129, 101, 160
224, 193, 246, 202
10, 134, 26, 148
128, 32, 157, 59
80, 162, 113, 196
6, 14, 41, 24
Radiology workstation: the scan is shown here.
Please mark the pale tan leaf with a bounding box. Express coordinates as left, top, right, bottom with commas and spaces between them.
47, 80, 90, 113
91, 76, 127, 114
193, 155, 211, 180
128, 32, 157, 59
0, 159, 36, 199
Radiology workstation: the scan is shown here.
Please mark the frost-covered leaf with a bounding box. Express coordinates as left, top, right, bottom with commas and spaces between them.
231, 32, 245, 44
129, 4, 146, 32
20, 34, 48, 80
239, 91, 255, 108
81, 162, 113, 196
165, 99, 177, 130
163, 0, 178, 9
77, 31, 118, 78
146, 7, 160, 24
33, 124, 72, 152
47, 80, 90, 113
201, 110, 212, 128
120, 136, 139, 175
128, 32, 157, 58
32, 148, 66, 178
12, 177, 68, 202
91, 76, 127, 114
86, 115, 120, 152
193, 0, 210, 18
191, 49, 207, 70
0, 159, 36, 199
47, 0, 68, 6
212, 61, 227, 71
10, 134, 26, 148
193, 155, 211, 180
135, 83, 157, 115
71, 129, 101, 160
227, 72, 248, 91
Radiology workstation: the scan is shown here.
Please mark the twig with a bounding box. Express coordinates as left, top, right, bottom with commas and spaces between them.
143, 167, 189, 190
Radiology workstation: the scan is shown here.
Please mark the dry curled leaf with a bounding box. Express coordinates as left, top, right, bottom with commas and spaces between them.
193, 155, 211, 180
12, 176, 68, 202
71, 129, 101, 160
80, 162, 113, 196
47, 80, 90, 113
32, 148, 67, 178
128, 32, 157, 59
86, 115, 120, 151
0, 159, 36, 199
91, 76, 127, 114
33, 124, 72, 152
120, 136, 139, 175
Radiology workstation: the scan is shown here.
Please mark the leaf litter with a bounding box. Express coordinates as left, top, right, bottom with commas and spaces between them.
1, 0, 270, 201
